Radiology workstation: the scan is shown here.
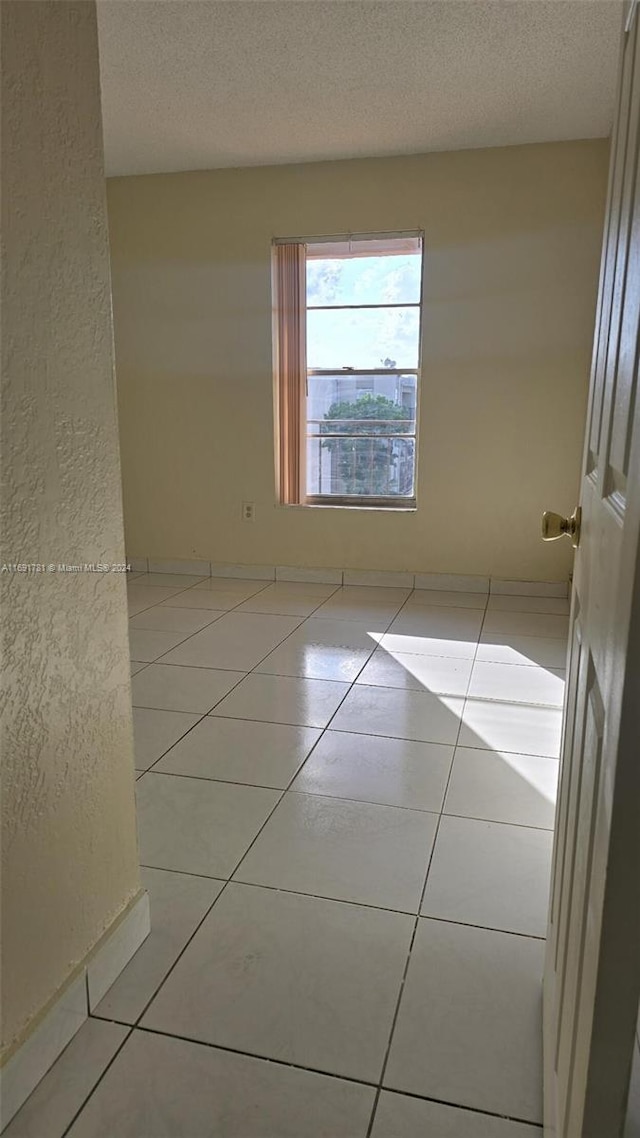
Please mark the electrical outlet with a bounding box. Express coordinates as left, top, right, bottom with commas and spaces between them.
241, 502, 255, 522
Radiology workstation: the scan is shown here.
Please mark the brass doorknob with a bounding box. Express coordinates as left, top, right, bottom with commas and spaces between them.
541, 506, 581, 548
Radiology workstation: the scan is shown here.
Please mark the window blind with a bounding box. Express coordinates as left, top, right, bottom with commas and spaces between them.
273, 242, 306, 504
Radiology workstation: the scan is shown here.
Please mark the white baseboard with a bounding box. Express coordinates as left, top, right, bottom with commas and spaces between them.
0, 973, 87, 1132
343, 569, 415, 588
490, 579, 569, 597
275, 565, 342, 585
87, 891, 150, 1011
127, 556, 569, 598
414, 572, 490, 593
0, 890, 149, 1131
148, 558, 209, 577
127, 557, 148, 573
210, 562, 275, 580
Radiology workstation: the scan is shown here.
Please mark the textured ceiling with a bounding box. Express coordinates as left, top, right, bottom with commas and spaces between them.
97, 0, 621, 177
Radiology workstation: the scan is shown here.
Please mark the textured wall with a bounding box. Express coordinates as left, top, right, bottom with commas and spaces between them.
108, 139, 608, 581
1, 1, 140, 1057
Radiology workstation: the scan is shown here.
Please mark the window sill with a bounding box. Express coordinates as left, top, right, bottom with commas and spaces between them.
279, 500, 417, 513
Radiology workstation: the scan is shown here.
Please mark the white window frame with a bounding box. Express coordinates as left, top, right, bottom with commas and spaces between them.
273, 230, 424, 509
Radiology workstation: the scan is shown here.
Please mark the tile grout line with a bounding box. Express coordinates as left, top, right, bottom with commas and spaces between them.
130, 576, 567, 616
128, 600, 231, 660
135, 582, 344, 776
142, 644, 568, 671
109, 872, 549, 941
122, 579, 553, 1135
119, 623, 368, 1038
226, 589, 427, 896
121, 587, 413, 1066
56, 582, 548, 1133
135, 764, 558, 831
129, 595, 233, 632
142, 768, 442, 810
368, 592, 552, 1130
151, 587, 336, 672
229, 582, 343, 620
205, 585, 411, 820
20, 579, 556, 1135
133, 573, 552, 1078
133, 681, 565, 715
135, 584, 557, 846
127, 572, 279, 624
138, 671, 260, 778
60, 1025, 135, 1138
126, 573, 239, 617
74, 1020, 543, 1132
364, 589, 491, 1137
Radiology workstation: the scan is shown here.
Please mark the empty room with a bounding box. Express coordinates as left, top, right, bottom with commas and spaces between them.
2, 1, 640, 1136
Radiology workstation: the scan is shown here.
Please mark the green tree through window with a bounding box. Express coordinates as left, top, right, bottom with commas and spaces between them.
320, 394, 412, 496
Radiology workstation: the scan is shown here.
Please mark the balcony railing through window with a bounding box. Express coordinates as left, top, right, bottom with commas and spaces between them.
306, 369, 418, 504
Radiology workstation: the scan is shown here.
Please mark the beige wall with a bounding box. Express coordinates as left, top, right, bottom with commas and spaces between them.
1, 1, 140, 1056
108, 140, 608, 582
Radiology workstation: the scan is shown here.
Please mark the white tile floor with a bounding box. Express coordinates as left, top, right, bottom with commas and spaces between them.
7, 575, 568, 1138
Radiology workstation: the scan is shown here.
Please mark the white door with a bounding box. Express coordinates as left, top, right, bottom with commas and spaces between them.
543, 4, 640, 1136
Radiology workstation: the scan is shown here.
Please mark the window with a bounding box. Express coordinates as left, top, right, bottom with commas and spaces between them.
273, 232, 423, 507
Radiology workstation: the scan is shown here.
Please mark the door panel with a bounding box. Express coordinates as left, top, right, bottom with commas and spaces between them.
550, 615, 584, 976
587, 13, 634, 474
556, 669, 604, 1133
608, 169, 640, 491
544, 5, 640, 1135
